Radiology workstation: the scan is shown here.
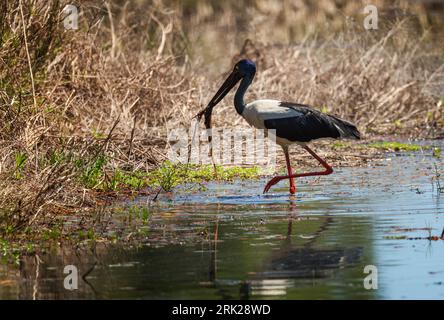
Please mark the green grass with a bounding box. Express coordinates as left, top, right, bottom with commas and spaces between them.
14, 152, 27, 180
42, 225, 62, 241
367, 141, 425, 152
128, 205, 151, 224
146, 161, 261, 191
331, 141, 349, 149
80, 155, 108, 188
48, 150, 69, 165
333, 140, 440, 156
0, 239, 20, 265
77, 229, 96, 241
75, 158, 261, 192
108, 170, 148, 190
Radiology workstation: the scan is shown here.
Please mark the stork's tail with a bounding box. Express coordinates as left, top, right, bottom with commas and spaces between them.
330, 115, 361, 140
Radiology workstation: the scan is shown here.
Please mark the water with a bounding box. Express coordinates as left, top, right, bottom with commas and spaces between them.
1, 145, 443, 299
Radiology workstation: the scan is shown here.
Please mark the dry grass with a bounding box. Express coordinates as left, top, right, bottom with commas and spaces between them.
0, 1, 198, 236
0, 0, 443, 243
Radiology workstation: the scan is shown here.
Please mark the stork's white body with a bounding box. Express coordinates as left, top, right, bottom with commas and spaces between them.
242, 100, 296, 127
240, 98, 360, 149
241, 99, 313, 147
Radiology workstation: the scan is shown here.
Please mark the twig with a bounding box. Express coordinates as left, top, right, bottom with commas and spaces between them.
152, 187, 162, 201
127, 116, 136, 159
91, 117, 120, 161
19, 0, 37, 110
150, 13, 172, 61
105, 2, 117, 59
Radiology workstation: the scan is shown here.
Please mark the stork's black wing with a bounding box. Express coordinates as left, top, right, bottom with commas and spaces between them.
263, 102, 360, 143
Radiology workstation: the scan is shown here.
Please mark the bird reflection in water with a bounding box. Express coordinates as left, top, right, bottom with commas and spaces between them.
205, 201, 363, 299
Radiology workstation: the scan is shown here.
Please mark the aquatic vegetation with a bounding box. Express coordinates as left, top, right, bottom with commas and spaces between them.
78, 160, 261, 192
0, 240, 20, 265
367, 141, 425, 152
128, 205, 151, 224
109, 170, 148, 190
383, 235, 408, 240
80, 156, 108, 189
331, 141, 349, 149
433, 164, 443, 194
42, 225, 62, 241
147, 162, 261, 191
77, 229, 97, 242
184, 164, 261, 182
151, 161, 180, 192
384, 235, 444, 241
385, 224, 444, 241
75, 157, 262, 193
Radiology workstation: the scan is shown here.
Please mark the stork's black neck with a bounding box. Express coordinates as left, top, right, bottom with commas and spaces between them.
234, 76, 251, 115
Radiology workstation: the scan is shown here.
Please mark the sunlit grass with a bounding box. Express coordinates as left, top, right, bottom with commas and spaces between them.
77, 159, 261, 192
367, 141, 425, 152
146, 162, 261, 192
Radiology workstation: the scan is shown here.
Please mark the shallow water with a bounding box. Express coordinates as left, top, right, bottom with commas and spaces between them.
1, 143, 443, 299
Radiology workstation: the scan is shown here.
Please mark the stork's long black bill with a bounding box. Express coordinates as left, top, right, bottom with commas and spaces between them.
195, 71, 242, 131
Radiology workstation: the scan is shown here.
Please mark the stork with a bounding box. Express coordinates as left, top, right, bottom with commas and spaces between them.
199, 59, 360, 194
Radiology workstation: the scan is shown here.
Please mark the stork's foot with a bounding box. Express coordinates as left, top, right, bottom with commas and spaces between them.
263, 176, 284, 193
263, 176, 296, 194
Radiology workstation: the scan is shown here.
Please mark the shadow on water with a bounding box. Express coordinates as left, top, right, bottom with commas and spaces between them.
0, 142, 443, 299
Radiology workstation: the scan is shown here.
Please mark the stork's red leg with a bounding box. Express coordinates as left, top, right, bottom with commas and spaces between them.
284, 148, 296, 194
263, 145, 333, 193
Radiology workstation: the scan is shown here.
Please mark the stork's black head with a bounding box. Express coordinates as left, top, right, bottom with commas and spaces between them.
234, 59, 256, 79
203, 59, 256, 112
195, 59, 257, 133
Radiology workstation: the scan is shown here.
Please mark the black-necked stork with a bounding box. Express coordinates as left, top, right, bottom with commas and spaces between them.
197, 59, 360, 194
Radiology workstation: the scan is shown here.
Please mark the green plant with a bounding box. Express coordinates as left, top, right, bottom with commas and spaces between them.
81, 156, 107, 188
91, 129, 106, 139
331, 141, 348, 149
0, 239, 20, 265
145, 162, 261, 191
14, 152, 27, 179
156, 161, 180, 192
128, 205, 151, 224
42, 225, 61, 241
78, 228, 96, 241
108, 170, 148, 191
367, 141, 424, 152
48, 150, 67, 165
